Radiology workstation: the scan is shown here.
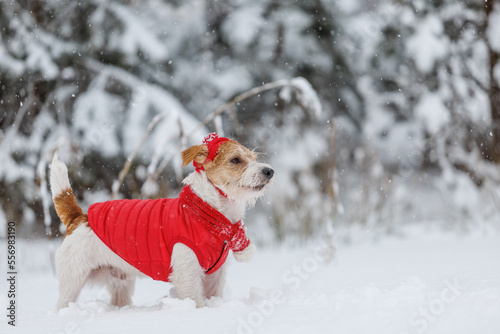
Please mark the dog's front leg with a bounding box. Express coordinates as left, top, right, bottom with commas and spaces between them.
170, 243, 206, 308
203, 263, 226, 299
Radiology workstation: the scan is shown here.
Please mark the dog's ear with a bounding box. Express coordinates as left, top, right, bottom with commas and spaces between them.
182, 145, 209, 167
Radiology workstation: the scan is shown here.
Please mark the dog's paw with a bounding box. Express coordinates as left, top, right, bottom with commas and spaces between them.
233, 242, 256, 262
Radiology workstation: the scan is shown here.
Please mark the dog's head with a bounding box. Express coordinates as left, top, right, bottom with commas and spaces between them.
182, 134, 273, 204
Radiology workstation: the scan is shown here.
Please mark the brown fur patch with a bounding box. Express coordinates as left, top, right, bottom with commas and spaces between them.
53, 188, 87, 236
182, 145, 209, 167
65, 215, 89, 237
204, 141, 257, 187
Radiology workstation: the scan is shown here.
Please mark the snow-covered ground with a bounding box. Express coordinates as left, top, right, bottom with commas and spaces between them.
1, 227, 499, 334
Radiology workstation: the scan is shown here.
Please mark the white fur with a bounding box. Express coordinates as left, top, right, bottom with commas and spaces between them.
52, 154, 271, 310
169, 243, 207, 308
203, 261, 226, 298
49, 153, 71, 198
233, 242, 256, 262
183, 171, 246, 223
55, 224, 142, 309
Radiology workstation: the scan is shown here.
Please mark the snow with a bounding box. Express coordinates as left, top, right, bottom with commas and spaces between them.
270, 7, 331, 72
108, 4, 169, 63
335, 0, 361, 14
486, 4, 500, 53
0, 110, 57, 183
73, 88, 122, 157
222, 5, 264, 54
406, 15, 448, 74
290, 77, 323, 119
0, 35, 24, 76
26, 41, 59, 80
211, 66, 253, 101
1, 228, 499, 334
414, 93, 449, 135
72, 63, 207, 159
384, 122, 424, 169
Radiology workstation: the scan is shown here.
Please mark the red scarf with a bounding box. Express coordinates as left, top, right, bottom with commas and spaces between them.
181, 186, 249, 252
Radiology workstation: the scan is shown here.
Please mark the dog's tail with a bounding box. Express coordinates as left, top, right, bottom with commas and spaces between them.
50, 153, 87, 236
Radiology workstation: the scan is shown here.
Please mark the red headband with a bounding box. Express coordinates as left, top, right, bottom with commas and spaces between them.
194, 133, 230, 172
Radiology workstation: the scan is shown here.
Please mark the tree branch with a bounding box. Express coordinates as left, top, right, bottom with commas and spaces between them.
185, 79, 291, 140
111, 113, 167, 199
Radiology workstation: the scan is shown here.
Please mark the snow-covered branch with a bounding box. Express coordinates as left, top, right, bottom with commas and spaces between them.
186, 77, 322, 140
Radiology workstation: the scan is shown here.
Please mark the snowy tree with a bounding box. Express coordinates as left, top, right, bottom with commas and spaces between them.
359, 0, 500, 225
0, 0, 208, 236
485, 0, 500, 162
0, 0, 333, 240
1, 0, 499, 241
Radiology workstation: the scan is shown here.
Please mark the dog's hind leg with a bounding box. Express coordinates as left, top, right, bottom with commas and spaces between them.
55, 249, 91, 309
169, 243, 206, 308
56, 272, 90, 309
203, 263, 226, 299
108, 268, 135, 307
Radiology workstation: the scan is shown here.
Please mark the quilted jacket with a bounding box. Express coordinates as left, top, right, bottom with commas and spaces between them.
87, 186, 250, 281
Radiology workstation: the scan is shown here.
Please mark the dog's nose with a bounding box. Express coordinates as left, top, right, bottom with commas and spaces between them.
262, 167, 274, 180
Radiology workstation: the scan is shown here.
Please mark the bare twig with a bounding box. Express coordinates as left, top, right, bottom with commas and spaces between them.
462, 62, 488, 92
328, 122, 337, 201
111, 113, 167, 199
322, 121, 337, 263
140, 119, 185, 198
229, 106, 243, 137
8, 82, 36, 136
155, 120, 185, 182
214, 114, 224, 137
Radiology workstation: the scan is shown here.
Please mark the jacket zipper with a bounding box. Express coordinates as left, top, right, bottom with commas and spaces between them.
205, 240, 227, 274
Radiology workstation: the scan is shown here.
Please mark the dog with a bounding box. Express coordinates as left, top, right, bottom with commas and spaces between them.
50, 133, 273, 309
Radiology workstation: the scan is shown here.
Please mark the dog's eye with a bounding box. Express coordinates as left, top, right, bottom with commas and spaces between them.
231, 157, 241, 164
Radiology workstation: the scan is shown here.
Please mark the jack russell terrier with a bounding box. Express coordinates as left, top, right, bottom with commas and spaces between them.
50, 133, 274, 309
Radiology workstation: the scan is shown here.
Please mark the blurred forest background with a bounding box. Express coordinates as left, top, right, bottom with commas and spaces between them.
1, 0, 499, 243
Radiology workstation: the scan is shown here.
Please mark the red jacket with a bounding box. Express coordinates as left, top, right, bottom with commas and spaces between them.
87, 186, 250, 282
